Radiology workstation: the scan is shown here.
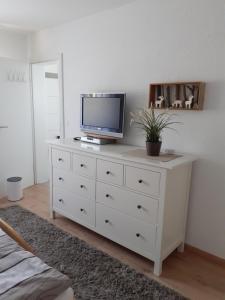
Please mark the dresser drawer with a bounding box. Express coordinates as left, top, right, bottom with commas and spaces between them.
96, 182, 158, 224
125, 166, 161, 197
97, 159, 123, 186
53, 187, 71, 211
53, 168, 73, 190
52, 149, 71, 170
53, 168, 94, 199
53, 188, 95, 226
96, 203, 156, 254
73, 154, 96, 178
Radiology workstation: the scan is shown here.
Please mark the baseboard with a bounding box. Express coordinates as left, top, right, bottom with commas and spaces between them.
185, 243, 225, 267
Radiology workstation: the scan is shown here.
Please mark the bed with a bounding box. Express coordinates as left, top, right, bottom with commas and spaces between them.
0, 219, 75, 300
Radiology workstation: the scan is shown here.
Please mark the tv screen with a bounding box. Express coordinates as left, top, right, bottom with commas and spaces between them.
80, 93, 125, 138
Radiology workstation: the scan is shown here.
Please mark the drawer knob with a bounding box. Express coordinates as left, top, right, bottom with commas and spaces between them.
58, 177, 63, 181
80, 164, 84, 168
106, 171, 110, 175
80, 185, 84, 189
136, 233, 140, 237
105, 194, 110, 198
58, 198, 63, 203
105, 219, 109, 223
138, 179, 143, 184
58, 158, 63, 162
80, 208, 84, 212
137, 205, 142, 209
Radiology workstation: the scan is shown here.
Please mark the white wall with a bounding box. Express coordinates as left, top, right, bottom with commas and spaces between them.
30, 0, 225, 259
0, 30, 33, 198
0, 29, 29, 60
0, 58, 34, 198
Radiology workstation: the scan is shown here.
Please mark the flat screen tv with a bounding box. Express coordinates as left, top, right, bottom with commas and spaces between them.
80, 93, 126, 139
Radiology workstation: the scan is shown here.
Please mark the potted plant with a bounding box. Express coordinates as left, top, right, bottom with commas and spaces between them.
130, 108, 179, 156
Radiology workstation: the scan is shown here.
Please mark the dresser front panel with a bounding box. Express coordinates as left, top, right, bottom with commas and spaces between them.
52, 149, 71, 171
96, 181, 158, 224
96, 203, 156, 255
53, 187, 95, 226
97, 159, 124, 186
125, 166, 161, 197
53, 168, 95, 199
73, 154, 96, 178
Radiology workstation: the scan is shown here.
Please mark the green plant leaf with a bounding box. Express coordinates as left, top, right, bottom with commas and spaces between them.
130, 107, 181, 142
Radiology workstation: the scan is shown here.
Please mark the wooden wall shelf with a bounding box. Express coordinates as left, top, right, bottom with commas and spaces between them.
149, 82, 205, 111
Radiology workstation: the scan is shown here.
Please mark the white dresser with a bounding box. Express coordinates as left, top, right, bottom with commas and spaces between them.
48, 139, 196, 275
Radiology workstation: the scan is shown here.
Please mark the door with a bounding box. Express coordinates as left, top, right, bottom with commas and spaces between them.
31, 59, 64, 184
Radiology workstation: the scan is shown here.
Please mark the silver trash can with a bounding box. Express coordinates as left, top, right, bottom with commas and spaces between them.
7, 177, 23, 201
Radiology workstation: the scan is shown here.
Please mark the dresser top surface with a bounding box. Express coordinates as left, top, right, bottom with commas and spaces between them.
48, 139, 196, 169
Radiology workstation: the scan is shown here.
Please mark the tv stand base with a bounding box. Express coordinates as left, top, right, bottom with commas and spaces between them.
80, 136, 115, 145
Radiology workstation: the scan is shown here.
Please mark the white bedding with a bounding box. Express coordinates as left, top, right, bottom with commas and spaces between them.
0, 228, 74, 300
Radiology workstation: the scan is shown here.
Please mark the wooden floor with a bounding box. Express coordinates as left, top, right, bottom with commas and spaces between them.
0, 183, 225, 300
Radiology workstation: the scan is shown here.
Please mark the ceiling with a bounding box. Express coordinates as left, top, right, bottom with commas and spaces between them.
0, 0, 136, 32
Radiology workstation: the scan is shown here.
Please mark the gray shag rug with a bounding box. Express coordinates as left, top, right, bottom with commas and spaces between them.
0, 206, 187, 300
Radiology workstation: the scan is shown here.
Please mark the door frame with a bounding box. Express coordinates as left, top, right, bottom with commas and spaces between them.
30, 53, 65, 184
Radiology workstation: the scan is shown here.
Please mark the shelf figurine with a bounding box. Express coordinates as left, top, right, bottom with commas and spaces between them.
172, 100, 183, 108
185, 95, 194, 109
155, 96, 165, 108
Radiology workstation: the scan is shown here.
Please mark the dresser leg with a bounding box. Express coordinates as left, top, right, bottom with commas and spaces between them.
153, 259, 162, 276
177, 242, 185, 253
50, 210, 56, 219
